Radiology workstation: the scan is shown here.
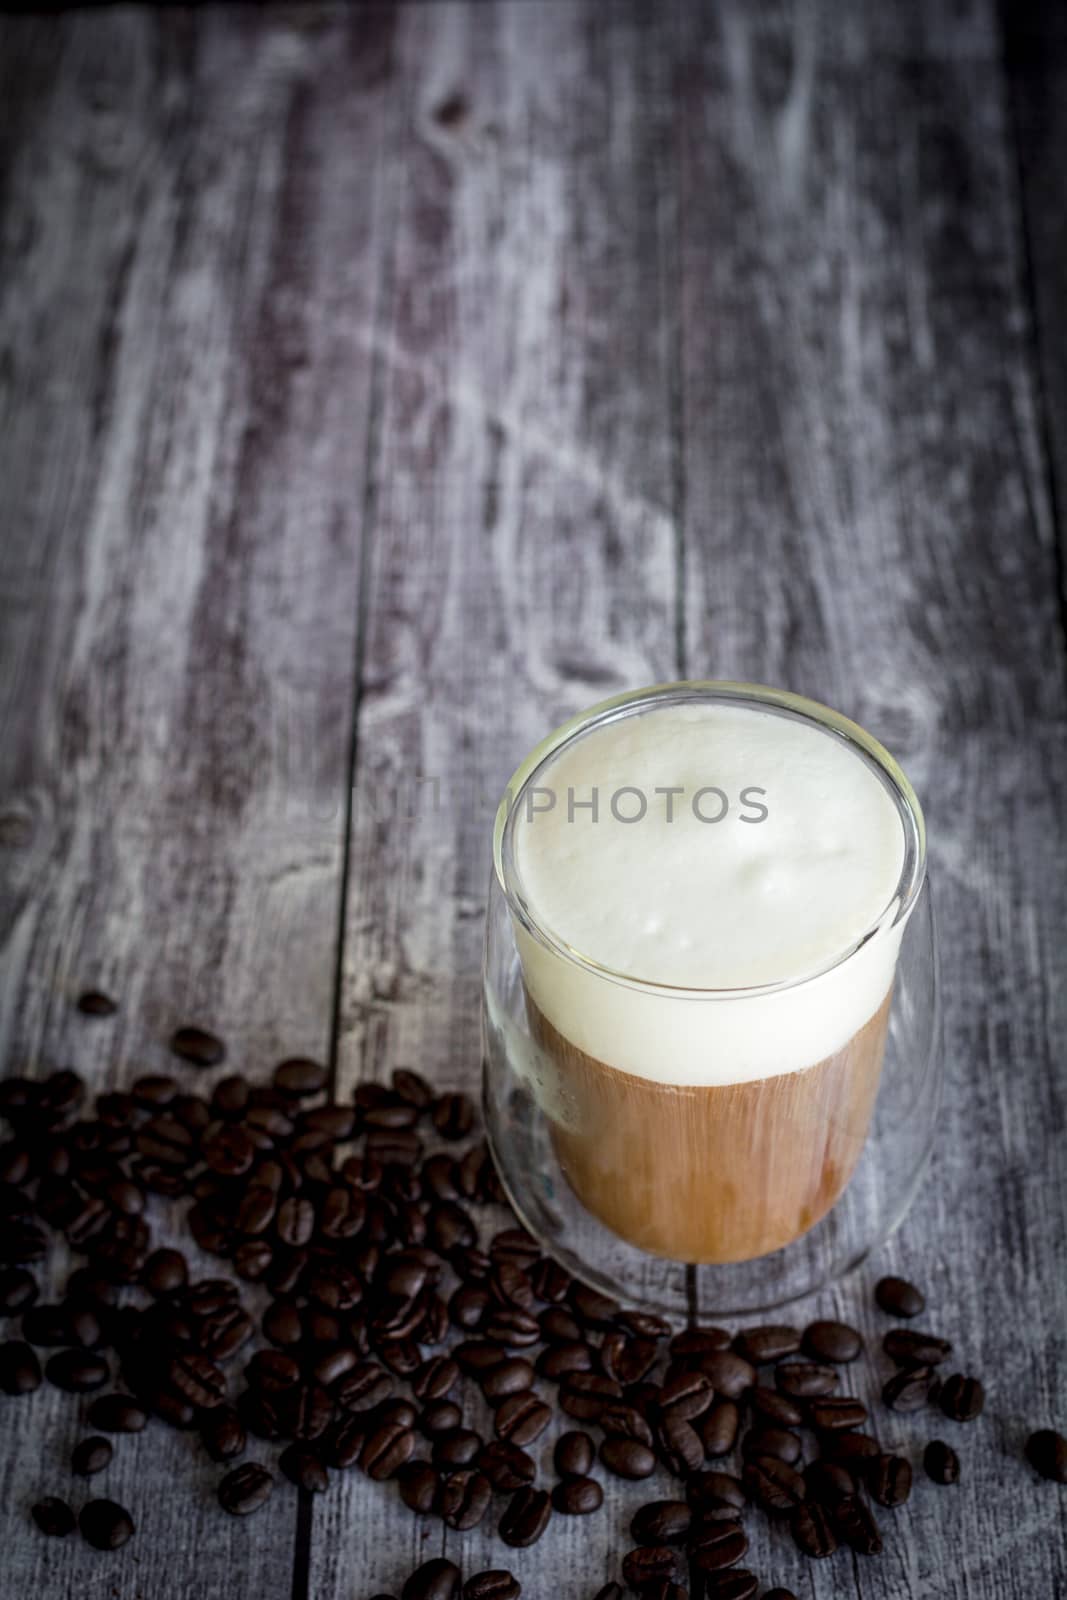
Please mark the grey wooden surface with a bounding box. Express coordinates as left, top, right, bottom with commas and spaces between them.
0, 4, 1064, 1599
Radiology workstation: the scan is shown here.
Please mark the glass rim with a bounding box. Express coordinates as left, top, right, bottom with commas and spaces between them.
493, 680, 927, 1001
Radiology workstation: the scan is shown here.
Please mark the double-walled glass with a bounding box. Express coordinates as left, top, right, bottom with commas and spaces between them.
482, 682, 939, 1317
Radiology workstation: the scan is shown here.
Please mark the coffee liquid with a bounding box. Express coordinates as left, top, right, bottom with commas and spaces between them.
530, 988, 891, 1263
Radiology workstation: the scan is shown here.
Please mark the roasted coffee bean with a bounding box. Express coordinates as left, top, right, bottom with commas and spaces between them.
742, 1426, 801, 1465
324, 1413, 369, 1469
656, 1412, 703, 1476
32, 1496, 76, 1537
750, 1387, 803, 1427
167, 1350, 225, 1409
77, 990, 118, 1017
537, 1340, 593, 1379
658, 1369, 714, 1421
490, 1260, 534, 1311
791, 1499, 837, 1559
686, 1471, 746, 1512
882, 1364, 934, 1413
600, 1435, 656, 1479
234, 1241, 274, 1282
830, 1492, 883, 1553
311, 1347, 358, 1388
742, 1455, 806, 1515
482, 1358, 535, 1403
397, 1460, 439, 1513
775, 1361, 838, 1399
462, 1573, 520, 1600
600, 1402, 655, 1448
821, 1430, 880, 1465
433, 1428, 483, 1469
402, 1559, 461, 1600
22, 1304, 76, 1347
432, 1092, 474, 1140
249, 1349, 302, 1393
495, 1391, 551, 1446
867, 1451, 912, 1507
87, 1394, 147, 1433
478, 1439, 536, 1490
499, 1484, 551, 1547
275, 1196, 315, 1248
539, 1306, 582, 1343
281, 1381, 333, 1441
939, 1373, 984, 1422
362, 1419, 416, 1479
71, 1435, 113, 1476
334, 1361, 393, 1413
733, 1325, 800, 1364
670, 1327, 732, 1360
390, 1067, 433, 1109
142, 1248, 188, 1297
412, 1356, 459, 1402
622, 1546, 682, 1589
420, 1400, 463, 1437
1026, 1428, 1067, 1482
79, 1498, 135, 1549
45, 1349, 109, 1393
218, 1462, 274, 1516
170, 1026, 226, 1067
440, 1467, 493, 1530
699, 1349, 755, 1398
482, 1306, 540, 1347
923, 1439, 960, 1485
805, 1461, 854, 1504
883, 1328, 951, 1367
560, 1371, 621, 1420
700, 1398, 741, 1457
703, 1575, 757, 1600
567, 1281, 619, 1328
154, 1389, 198, 1429
602, 1333, 658, 1386
262, 1299, 303, 1348
552, 1474, 603, 1515
279, 1443, 328, 1493
0, 1339, 41, 1394
201, 1404, 247, 1462
0, 1267, 38, 1313
617, 1308, 671, 1341
809, 1395, 867, 1432
450, 1285, 490, 1331
874, 1276, 924, 1318
630, 1498, 691, 1545
693, 1519, 748, 1572
554, 1429, 594, 1478
273, 1058, 327, 1097
802, 1320, 862, 1363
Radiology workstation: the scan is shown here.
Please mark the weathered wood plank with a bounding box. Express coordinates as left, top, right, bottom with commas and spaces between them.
317, 2, 681, 1594
676, 3, 1067, 1597
0, 7, 392, 1596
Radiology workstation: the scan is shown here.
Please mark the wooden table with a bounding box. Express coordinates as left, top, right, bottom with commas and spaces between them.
1, 3, 1064, 1596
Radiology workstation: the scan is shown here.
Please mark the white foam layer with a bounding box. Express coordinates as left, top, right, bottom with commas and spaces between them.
509, 701, 909, 1085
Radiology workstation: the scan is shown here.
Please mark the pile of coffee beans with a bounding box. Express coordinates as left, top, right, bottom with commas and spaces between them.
0, 995, 1062, 1595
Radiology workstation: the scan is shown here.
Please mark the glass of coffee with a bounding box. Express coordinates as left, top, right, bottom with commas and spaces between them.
482, 682, 939, 1317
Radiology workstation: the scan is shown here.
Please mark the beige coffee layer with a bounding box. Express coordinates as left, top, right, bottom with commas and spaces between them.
530, 989, 892, 1264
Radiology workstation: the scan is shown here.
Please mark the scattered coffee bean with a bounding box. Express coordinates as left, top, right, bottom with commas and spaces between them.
821, 1431, 881, 1465
703, 1574, 757, 1600
630, 1498, 691, 1545
273, 1058, 327, 1097
802, 1320, 862, 1363
699, 1397, 741, 1457
687, 1470, 746, 1512
362, 1418, 416, 1479
692, 1520, 748, 1572
552, 1475, 603, 1514
882, 1365, 934, 1413
883, 1328, 951, 1367
483, 1359, 536, 1404
77, 990, 118, 1016
0, 1267, 38, 1312
600, 1434, 656, 1480
555, 1429, 594, 1477
733, 1325, 800, 1364
875, 1276, 924, 1318
170, 1026, 226, 1067
830, 1493, 883, 1554
750, 1386, 802, 1427
621, 1546, 682, 1589
218, 1462, 274, 1515
741, 1426, 801, 1465
397, 1460, 439, 1514
939, 1374, 984, 1422
279, 1443, 328, 1493
805, 1461, 854, 1505
809, 1396, 867, 1432
433, 1427, 481, 1469
440, 1467, 492, 1529
420, 1400, 462, 1437
463, 1574, 520, 1600
923, 1439, 960, 1485
87, 1394, 147, 1433
402, 1558, 461, 1600
498, 1485, 551, 1547
71, 1435, 113, 1476
45, 1349, 109, 1393
775, 1361, 838, 1399
201, 1405, 246, 1462
699, 1350, 755, 1398
478, 1439, 536, 1490
656, 1412, 703, 1477
867, 1452, 912, 1507
741, 1455, 806, 1515
79, 1497, 135, 1549
0, 1339, 41, 1394
32, 1496, 76, 1536
1025, 1428, 1067, 1483
791, 1499, 837, 1559
658, 1369, 714, 1420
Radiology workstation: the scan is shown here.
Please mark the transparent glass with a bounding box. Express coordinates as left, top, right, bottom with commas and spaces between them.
482, 682, 940, 1318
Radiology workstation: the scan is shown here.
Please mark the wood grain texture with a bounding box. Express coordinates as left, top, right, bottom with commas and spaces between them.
0, 7, 391, 1596
1, 2, 1065, 1599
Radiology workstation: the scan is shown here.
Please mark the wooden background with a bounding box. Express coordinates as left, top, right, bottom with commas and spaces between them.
1, 2, 1065, 1596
